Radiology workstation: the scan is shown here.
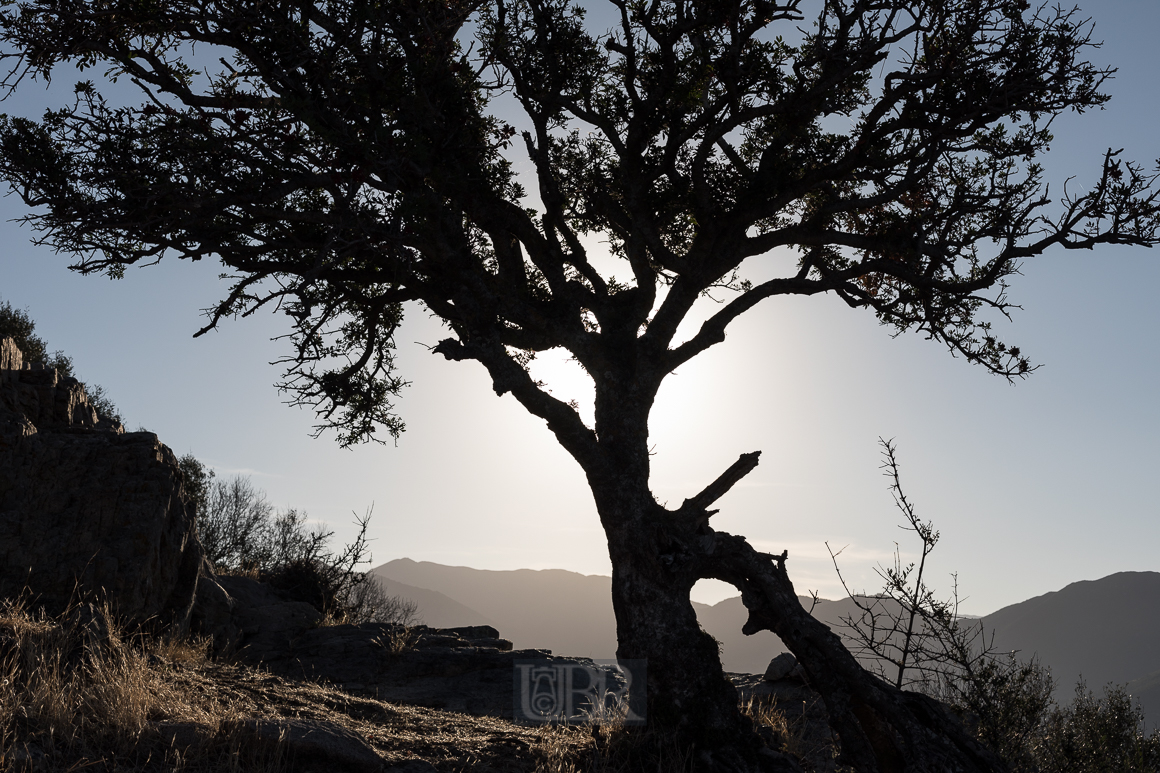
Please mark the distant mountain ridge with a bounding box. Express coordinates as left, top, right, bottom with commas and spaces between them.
373, 559, 620, 659
980, 571, 1160, 722
373, 575, 497, 629
374, 560, 945, 673
372, 560, 1160, 723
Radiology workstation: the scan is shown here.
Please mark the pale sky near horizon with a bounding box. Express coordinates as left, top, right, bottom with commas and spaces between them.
2, 2, 1158, 617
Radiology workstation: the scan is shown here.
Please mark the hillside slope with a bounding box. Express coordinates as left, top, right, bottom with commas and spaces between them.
374, 559, 813, 671
374, 575, 497, 629
981, 571, 1160, 702
372, 559, 619, 659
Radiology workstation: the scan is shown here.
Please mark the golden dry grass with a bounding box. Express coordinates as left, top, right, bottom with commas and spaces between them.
0, 597, 294, 771
0, 598, 817, 772
0, 598, 610, 772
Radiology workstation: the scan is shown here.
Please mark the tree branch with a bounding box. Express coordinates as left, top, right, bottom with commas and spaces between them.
677, 448, 760, 515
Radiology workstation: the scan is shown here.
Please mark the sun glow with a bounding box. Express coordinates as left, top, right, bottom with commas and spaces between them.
525, 348, 596, 428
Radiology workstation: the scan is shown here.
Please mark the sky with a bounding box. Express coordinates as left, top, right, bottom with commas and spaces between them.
2, 2, 1159, 616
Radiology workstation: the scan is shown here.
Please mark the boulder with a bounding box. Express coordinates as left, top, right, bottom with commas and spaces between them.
0, 337, 204, 630
234, 718, 383, 773
152, 717, 385, 772
189, 558, 243, 652
763, 652, 799, 682
214, 574, 324, 659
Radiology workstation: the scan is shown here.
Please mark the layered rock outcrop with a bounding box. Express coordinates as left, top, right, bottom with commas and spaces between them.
196, 572, 636, 721
0, 337, 204, 629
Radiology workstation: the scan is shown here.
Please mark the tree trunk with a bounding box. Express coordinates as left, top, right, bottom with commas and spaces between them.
598, 489, 782, 772
581, 372, 1005, 773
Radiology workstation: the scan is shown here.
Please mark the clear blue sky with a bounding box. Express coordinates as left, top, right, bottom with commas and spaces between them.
3, 2, 1158, 615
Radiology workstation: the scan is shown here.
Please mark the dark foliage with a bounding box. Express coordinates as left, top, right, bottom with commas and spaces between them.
0, 0, 1154, 450
952, 660, 1160, 773
176, 452, 214, 523
0, 298, 76, 377
0, 298, 122, 423
1033, 683, 1160, 773
955, 655, 1058, 772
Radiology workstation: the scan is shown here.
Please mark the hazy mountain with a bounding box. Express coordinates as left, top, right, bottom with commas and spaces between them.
693, 595, 789, 672
692, 594, 909, 674
373, 575, 496, 629
980, 572, 1160, 703
372, 559, 893, 673
373, 558, 798, 666
372, 559, 619, 659
373, 560, 1160, 724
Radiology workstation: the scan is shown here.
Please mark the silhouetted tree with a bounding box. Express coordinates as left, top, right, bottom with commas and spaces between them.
1, 1, 1158, 769
176, 453, 215, 522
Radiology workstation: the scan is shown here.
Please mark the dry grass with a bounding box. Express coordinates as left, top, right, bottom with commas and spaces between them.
0, 598, 599, 772
0, 597, 292, 772
741, 697, 803, 760
527, 699, 696, 773
0, 599, 822, 772
741, 695, 844, 773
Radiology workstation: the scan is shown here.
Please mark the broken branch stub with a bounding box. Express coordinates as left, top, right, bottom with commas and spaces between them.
682, 451, 762, 523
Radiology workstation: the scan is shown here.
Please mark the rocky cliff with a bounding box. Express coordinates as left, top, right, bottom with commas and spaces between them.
0, 337, 204, 629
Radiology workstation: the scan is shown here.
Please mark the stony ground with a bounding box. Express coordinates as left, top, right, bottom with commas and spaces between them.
0, 601, 604, 772
1, 600, 837, 773
156, 660, 594, 772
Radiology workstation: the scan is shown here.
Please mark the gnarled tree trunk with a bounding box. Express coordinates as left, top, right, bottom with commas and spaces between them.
599, 495, 769, 770
590, 445, 1009, 773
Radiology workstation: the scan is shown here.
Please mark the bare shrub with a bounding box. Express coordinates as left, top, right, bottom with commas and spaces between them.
828, 438, 995, 693
197, 476, 281, 571
833, 440, 1160, 772
343, 574, 420, 626
177, 455, 417, 626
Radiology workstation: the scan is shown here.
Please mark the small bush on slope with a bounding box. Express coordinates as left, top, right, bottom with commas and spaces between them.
177, 454, 418, 626
958, 660, 1160, 773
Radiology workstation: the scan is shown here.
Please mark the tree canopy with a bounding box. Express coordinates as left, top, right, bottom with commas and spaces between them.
0, 0, 1154, 452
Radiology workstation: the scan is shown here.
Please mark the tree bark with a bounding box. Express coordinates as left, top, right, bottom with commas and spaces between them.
597, 490, 779, 771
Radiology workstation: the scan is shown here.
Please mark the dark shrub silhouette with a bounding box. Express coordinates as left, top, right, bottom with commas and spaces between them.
178, 454, 416, 625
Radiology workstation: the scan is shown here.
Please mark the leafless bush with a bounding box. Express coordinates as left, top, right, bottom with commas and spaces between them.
828, 437, 995, 694
343, 574, 420, 626
832, 439, 1160, 772
177, 455, 417, 626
